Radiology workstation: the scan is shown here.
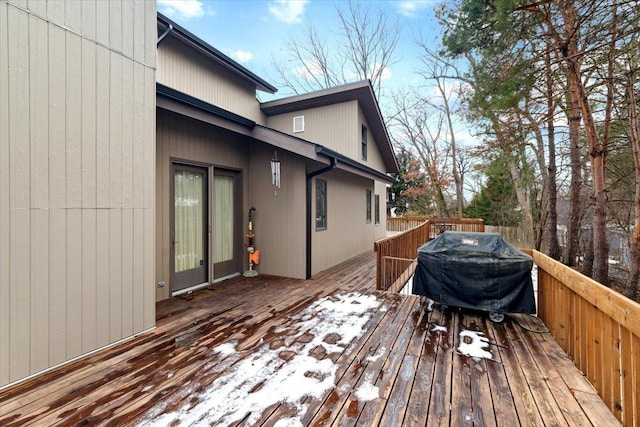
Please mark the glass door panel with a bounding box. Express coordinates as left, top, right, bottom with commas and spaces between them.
173, 164, 208, 292
213, 175, 234, 263
213, 170, 241, 279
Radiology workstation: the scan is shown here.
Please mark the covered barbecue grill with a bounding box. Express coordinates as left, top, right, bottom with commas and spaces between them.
412, 231, 535, 317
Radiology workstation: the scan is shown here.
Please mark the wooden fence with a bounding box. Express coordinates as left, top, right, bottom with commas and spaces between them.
375, 217, 485, 290
532, 249, 640, 426
386, 217, 428, 232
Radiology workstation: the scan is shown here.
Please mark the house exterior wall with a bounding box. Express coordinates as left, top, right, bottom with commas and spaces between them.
357, 105, 387, 172
311, 170, 375, 275
266, 101, 357, 154
157, 37, 265, 124
266, 101, 387, 173
156, 108, 252, 301
0, 0, 156, 388
248, 145, 306, 279
374, 180, 388, 241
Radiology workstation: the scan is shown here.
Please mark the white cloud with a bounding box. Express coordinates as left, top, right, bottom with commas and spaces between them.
269, 0, 308, 24
229, 49, 254, 64
396, 0, 433, 17
373, 63, 393, 81
293, 60, 326, 78
158, 0, 205, 20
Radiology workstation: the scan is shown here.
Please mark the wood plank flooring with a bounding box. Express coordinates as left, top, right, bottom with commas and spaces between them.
0, 251, 620, 426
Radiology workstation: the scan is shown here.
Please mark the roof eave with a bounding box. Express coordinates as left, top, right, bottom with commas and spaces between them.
261, 81, 399, 174
157, 12, 277, 94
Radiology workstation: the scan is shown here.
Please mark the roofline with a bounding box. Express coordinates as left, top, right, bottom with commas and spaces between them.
261, 80, 399, 174
260, 81, 372, 112
157, 83, 256, 128
155, 84, 392, 183
316, 146, 393, 183
157, 12, 277, 94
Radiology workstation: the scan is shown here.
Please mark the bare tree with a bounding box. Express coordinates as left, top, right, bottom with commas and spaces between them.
523, 0, 635, 283
417, 48, 466, 216
390, 89, 452, 217
626, 52, 640, 299
271, 0, 400, 97
544, 44, 561, 259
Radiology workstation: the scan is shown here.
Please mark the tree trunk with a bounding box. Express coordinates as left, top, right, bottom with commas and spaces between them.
564, 1, 608, 284
626, 64, 640, 299
545, 48, 560, 260
441, 83, 464, 216
583, 227, 594, 278
563, 83, 583, 266
507, 156, 534, 246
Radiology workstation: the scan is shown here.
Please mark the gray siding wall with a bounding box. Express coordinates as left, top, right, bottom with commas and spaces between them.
0, 0, 156, 388
156, 109, 252, 301
157, 37, 265, 124
357, 105, 387, 172
266, 101, 388, 173
374, 180, 388, 241
248, 145, 306, 279
266, 101, 356, 155
312, 170, 375, 275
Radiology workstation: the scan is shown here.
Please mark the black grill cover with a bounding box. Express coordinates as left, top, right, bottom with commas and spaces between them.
412, 231, 535, 314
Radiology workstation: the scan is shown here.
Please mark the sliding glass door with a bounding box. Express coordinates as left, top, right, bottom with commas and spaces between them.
172, 164, 208, 292
213, 169, 241, 279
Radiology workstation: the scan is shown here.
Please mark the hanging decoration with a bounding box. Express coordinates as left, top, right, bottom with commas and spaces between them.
271, 150, 281, 196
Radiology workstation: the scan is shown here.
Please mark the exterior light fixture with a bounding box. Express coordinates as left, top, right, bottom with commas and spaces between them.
271, 150, 281, 190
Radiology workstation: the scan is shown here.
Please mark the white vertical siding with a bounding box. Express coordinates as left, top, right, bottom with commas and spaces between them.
0, 0, 156, 388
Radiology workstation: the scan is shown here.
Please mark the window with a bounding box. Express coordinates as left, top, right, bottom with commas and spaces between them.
316, 179, 327, 230
366, 189, 372, 223
374, 194, 380, 225
361, 125, 367, 160
293, 116, 305, 133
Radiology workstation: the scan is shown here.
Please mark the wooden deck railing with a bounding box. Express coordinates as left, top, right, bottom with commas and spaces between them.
375, 217, 485, 290
386, 217, 428, 232
531, 249, 640, 426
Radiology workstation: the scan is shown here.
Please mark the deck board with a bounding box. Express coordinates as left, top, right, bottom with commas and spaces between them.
0, 251, 620, 426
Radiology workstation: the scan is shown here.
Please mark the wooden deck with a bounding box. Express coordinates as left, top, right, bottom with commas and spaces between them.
0, 251, 619, 426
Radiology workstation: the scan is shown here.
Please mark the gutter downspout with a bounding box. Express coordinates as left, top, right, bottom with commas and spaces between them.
306, 157, 338, 279
157, 24, 173, 45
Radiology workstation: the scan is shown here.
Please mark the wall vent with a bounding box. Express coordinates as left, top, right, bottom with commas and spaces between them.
293, 115, 304, 133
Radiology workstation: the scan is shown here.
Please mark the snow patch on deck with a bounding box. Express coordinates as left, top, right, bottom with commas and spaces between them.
136, 291, 384, 426
355, 381, 380, 402
457, 330, 493, 360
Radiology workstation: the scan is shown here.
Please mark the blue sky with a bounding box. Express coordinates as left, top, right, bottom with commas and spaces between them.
157, 0, 443, 101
